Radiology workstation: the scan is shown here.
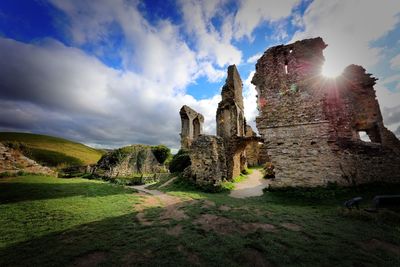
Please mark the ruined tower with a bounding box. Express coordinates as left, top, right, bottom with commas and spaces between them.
252, 37, 400, 187
216, 65, 261, 179
180, 65, 260, 189
179, 105, 204, 149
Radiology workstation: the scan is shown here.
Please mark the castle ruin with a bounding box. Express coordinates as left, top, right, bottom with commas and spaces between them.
179, 37, 400, 189
252, 37, 400, 187
179, 65, 260, 189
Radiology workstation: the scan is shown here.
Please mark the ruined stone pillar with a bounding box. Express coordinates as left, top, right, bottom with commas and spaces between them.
180, 105, 204, 149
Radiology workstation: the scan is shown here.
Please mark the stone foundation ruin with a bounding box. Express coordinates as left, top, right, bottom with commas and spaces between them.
252, 37, 400, 187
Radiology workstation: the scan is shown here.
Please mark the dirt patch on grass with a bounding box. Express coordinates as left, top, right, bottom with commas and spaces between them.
238, 248, 274, 267
218, 205, 232, 211
160, 204, 188, 222
73, 251, 108, 267
241, 222, 277, 233
194, 214, 236, 235
122, 249, 152, 267
201, 199, 216, 209
165, 224, 183, 237
360, 239, 400, 256
177, 245, 201, 266
280, 223, 302, 232
194, 214, 277, 235
136, 212, 153, 226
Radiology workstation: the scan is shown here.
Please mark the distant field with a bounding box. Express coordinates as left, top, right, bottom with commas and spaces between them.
0, 132, 104, 166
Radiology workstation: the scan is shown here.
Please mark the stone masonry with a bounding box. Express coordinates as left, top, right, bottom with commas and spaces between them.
180, 105, 204, 149
252, 37, 400, 187
181, 65, 261, 189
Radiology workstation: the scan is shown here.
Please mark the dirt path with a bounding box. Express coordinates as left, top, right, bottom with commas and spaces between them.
229, 169, 269, 198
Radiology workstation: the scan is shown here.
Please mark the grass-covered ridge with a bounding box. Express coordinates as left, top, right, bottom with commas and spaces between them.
0, 132, 104, 166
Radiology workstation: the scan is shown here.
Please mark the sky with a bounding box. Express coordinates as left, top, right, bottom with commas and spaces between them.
0, 0, 400, 150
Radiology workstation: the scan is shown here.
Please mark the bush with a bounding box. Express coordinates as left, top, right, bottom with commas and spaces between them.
168, 149, 191, 173
151, 145, 171, 164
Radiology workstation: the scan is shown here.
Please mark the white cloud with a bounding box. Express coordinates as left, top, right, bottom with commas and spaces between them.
246, 53, 262, 64
0, 37, 222, 149
179, 0, 242, 69
234, 0, 300, 40
390, 54, 400, 69
291, 0, 400, 76
243, 70, 258, 132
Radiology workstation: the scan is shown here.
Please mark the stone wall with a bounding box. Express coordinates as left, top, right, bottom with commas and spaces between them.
180, 105, 204, 149
93, 145, 163, 178
253, 37, 400, 187
187, 135, 227, 189
0, 142, 55, 176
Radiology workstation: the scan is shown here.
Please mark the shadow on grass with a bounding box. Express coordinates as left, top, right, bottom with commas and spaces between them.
0, 181, 133, 204
1, 200, 399, 267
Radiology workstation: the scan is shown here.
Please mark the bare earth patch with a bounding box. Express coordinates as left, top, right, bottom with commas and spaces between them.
201, 199, 216, 209
280, 222, 302, 232
177, 245, 201, 266
194, 214, 277, 235
194, 214, 236, 235
73, 251, 108, 267
218, 205, 232, 211
360, 239, 400, 256
160, 206, 188, 222
239, 248, 274, 267
241, 222, 277, 233
122, 249, 152, 267
165, 224, 183, 237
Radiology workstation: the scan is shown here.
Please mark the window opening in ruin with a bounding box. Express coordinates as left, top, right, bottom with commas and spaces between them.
358, 131, 371, 142
284, 60, 288, 74
289, 49, 293, 53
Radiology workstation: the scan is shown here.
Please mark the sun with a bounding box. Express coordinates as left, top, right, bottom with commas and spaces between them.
321, 58, 343, 78
321, 63, 342, 78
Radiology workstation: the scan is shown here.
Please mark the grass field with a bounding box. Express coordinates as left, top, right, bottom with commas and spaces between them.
0, 132, 104, 166
0, 175, 399, 266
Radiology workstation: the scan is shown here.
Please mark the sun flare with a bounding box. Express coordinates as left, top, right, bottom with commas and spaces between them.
321, 61, 343, 78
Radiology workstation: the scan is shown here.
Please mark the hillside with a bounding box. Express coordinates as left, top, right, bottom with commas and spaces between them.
0, 132, 104, 166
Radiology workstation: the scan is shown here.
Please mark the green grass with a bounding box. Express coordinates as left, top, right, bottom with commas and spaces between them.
0, 132, 104, 165
1, 175, 399, 266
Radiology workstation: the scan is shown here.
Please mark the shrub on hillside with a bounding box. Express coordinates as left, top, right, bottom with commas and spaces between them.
168, 149, 191, 173
151, 145, 171, 164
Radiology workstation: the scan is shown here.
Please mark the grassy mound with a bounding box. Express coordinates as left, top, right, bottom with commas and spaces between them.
0, 132, 104, 166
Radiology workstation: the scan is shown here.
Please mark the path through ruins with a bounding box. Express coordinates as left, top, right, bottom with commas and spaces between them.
229, 169, 269, 198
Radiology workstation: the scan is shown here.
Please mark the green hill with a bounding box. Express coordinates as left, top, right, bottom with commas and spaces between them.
0, 132, 104, 167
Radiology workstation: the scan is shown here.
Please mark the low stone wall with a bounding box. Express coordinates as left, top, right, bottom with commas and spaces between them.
187, 135, 227, 189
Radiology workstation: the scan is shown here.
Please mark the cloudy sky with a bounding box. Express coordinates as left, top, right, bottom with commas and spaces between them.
0, 0, 400, 150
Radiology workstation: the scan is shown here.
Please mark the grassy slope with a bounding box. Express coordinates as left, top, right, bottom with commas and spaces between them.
0, 175, 399, 266
0, 132, 104, 165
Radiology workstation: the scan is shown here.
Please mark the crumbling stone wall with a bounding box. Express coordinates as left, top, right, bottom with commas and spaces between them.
180, 65, 260, 189
245, 125, 262, 167
187, 135, 227, 188
180, 105, 204, 149
216, 65, 260, 179
0, 142, 55, 176
253, 37, 400, 187
93, 144, 163, 178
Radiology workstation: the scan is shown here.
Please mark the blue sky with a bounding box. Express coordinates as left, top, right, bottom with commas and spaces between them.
0, 0, 399, 149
